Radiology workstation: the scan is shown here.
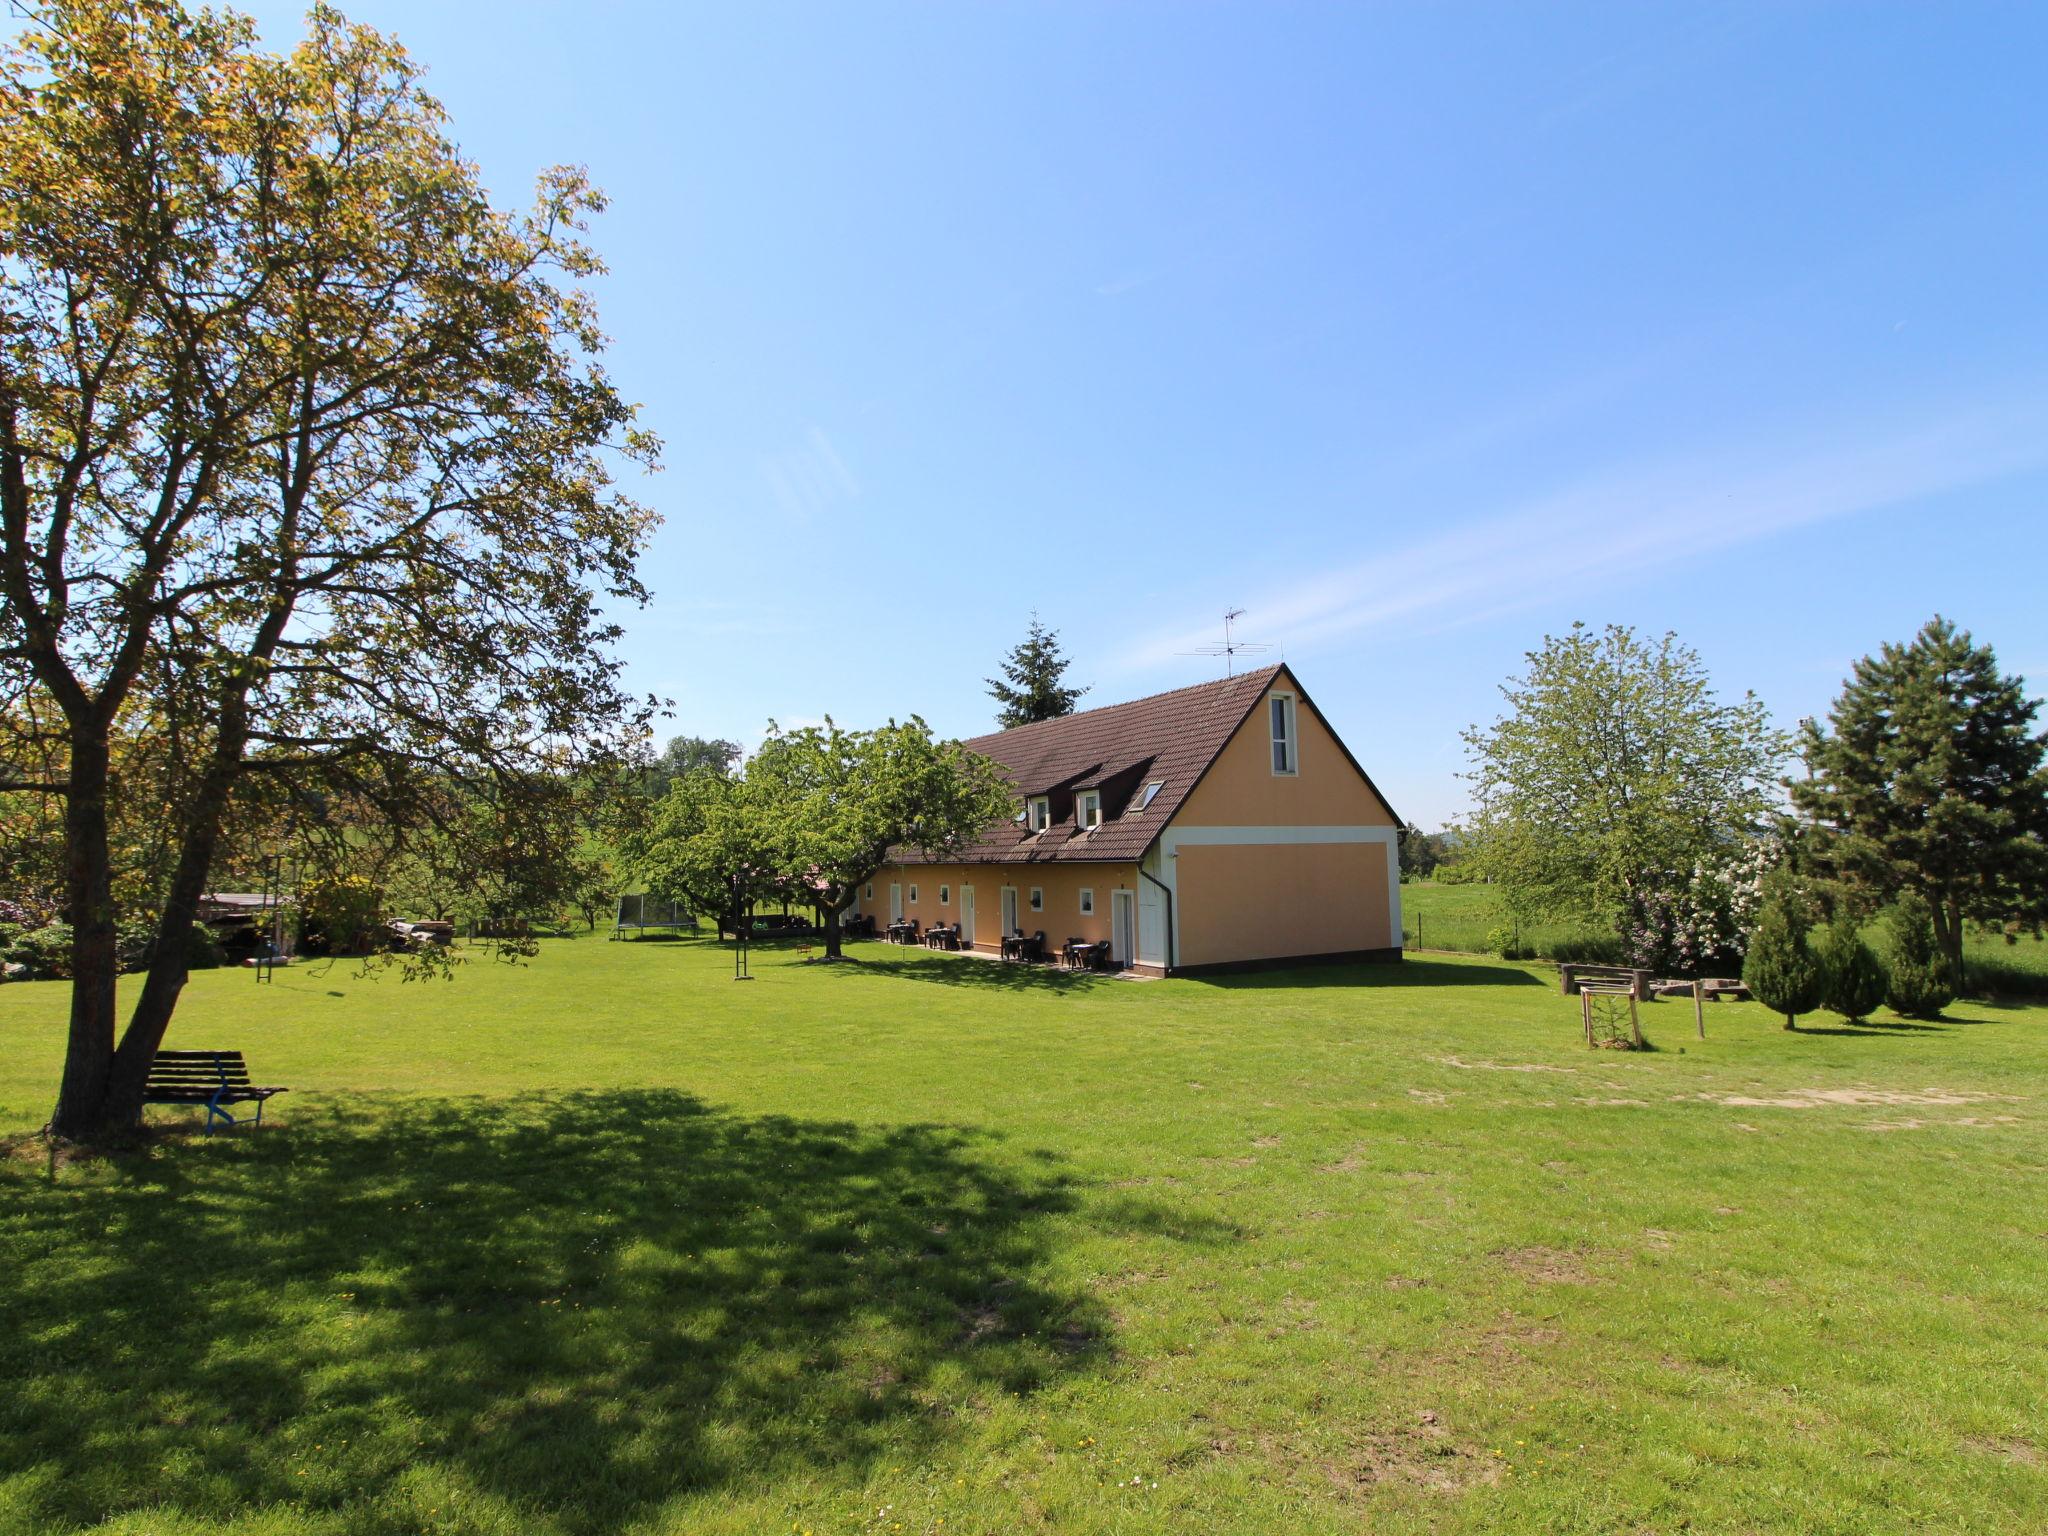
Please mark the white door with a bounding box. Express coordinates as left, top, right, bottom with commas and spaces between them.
1111, 890, 1136, 969
890, 883, 903, 923
961, 885, 977, 947
1001, 886, 1018, 937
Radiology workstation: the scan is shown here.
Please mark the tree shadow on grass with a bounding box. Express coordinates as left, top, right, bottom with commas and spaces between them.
1196, 957, 1546, 992
1, 1090, 1108, 1533
833, 952, 1114, 994
1793, 1017, 1955, 1037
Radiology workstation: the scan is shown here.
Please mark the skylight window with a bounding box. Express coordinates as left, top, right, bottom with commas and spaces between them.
1134, 781, 1164, 812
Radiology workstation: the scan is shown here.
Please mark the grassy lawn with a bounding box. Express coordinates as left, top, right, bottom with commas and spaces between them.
3, 938, 2045, 1535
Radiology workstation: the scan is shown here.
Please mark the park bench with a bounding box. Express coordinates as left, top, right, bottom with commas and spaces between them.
142, 1050, 288, 1133
1557, 963, 1653, 1001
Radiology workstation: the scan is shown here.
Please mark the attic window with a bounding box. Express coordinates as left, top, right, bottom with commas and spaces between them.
1270, 692, 1298, 776
1027, 796, 1050, 833
1077, 790, 1102, 830
1133, 780, 1164, 812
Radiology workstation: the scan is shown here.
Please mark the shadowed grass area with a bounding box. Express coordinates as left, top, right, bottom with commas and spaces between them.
3, 1090, 1107, 1536
2, 937, 2046, 1534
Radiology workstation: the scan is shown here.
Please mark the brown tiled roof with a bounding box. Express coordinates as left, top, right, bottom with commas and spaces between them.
892, 665, 1286, 866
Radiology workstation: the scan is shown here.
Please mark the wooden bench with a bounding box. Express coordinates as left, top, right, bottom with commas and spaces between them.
1557, 963, 1653, 1002
142, 1050, 288, 1133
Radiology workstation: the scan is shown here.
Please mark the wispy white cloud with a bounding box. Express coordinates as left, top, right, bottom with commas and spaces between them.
762, 426, 861, 520
1094, 270, 1156, 298
1121, 390, 2048, 671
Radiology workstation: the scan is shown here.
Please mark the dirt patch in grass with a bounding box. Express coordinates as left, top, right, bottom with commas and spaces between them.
1862, 1114, 2024, 1131
1494, 1246, 1597, 1284
1965, 1435, 2042, 1466
1437, 1056, 1576, 1074
1702, 1088, 2023, 1110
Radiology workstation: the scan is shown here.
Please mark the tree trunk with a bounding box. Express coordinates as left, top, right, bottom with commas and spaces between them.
822, 904, 842, 960
102, 761, 239, 1125
1933, 896, 1967, 991
48, 722, 120, 1140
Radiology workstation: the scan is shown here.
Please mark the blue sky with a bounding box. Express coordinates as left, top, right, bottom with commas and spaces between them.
238, 2, 2048, 827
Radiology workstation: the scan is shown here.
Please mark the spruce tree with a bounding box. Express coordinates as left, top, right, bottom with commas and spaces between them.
1743, 882, 1824, 1029
1815, 914, 1887, 1022
1882, 891, 1957, 1019
1791, 616, 2048, 984
986, 615, 1087, 729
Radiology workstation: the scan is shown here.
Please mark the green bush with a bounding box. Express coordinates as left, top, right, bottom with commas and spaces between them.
1548, 932, 1628, 966
115, 921, 156, 974
1815, 915, 1887, 1021
11, 922, 75, 980
1882, 893, 1955, 1019
184, 922, 226, 971
1743, 884, 1823, 1029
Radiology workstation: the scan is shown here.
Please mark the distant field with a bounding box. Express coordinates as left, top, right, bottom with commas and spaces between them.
1398, 880, 1609, 958
1401, 880, 2048, 995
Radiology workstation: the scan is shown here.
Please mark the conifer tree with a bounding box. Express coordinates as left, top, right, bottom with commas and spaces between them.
986, 615, 1087, 729
1743, 881, 1824, 1029
1815, 914, 1887, 1022
1792, 617, 2048, 983
1881, 892, 1957, 1020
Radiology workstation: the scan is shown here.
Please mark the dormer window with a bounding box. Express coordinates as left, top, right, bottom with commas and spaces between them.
1078, 790, 1102, 830
1270, 692, 1298, 776
1027, 796, 1050, 833
1133, 780, 1164, 812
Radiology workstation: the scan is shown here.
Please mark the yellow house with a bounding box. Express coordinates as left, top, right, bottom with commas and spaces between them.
853, 664, 1403, 976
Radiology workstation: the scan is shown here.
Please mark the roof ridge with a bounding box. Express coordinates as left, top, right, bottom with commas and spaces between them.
965, 662, 1281, 745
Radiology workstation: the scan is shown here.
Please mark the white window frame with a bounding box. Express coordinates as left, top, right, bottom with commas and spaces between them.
1270, 692, 1298, 776
939, 883, 951, 906
864, 882, 874, 900
1079, 888, 1095, 916
908, 883, 919, 905
1077, 790, 1102, 830
1134, 780, 1164, 811
1027, 796, 1050, 833
1029, 886, 1044, 911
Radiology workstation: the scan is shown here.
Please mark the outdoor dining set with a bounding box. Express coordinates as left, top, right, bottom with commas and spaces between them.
878, 920, 1114, 970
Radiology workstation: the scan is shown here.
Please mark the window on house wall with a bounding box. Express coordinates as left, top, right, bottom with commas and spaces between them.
1078, 790, 1101, 830
1270, 693, 1298, 775
908, 884, 919, 904
1029, 887, 1043, 911
1028, 796, 1050, 832
1134, 780, 1164, 812
939, 884, 950, 906
1079, 888, 1095, 915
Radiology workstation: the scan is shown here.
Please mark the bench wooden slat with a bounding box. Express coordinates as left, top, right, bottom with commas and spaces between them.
141, 1049, 287, 1130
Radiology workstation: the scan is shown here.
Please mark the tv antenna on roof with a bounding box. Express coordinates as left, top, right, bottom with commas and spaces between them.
1179, 607, 1273, 678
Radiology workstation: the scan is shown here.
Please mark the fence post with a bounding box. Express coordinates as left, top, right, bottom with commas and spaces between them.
1693, 978, 1706, 1040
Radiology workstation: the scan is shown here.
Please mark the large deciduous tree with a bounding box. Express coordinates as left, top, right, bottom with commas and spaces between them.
1461, 623, 1786, 960
0, 1, 658, 1140
1790, 616, 2048, 982
986, 614, 1085, 729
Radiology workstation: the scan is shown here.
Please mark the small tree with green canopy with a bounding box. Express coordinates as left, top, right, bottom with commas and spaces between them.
1881, 891, 1956, 1020
1791, 616, 2048, 984
1462, 622, 1787, 961
749, 719, 1014, 959
630, 765, 783, 937
1743, 879, 1824, 1029
1814, 914, 1887, 1023
986, 614, 1086, 729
